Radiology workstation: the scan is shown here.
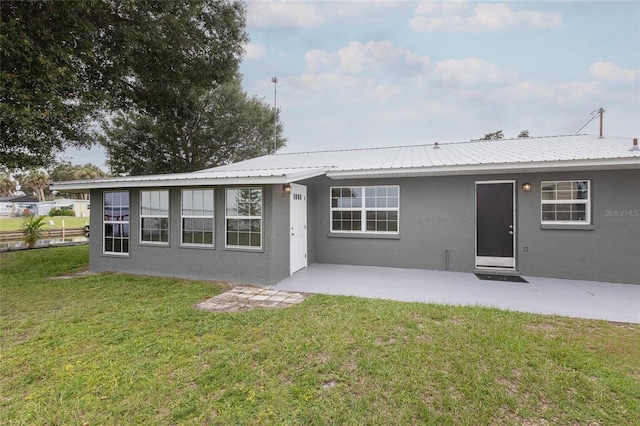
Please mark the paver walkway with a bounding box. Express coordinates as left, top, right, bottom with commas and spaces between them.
195, 286, 307, 313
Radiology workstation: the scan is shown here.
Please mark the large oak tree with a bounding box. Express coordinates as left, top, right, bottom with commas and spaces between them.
1, 0, 248, 171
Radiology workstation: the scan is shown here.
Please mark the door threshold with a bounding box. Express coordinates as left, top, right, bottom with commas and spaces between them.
474, 267, 520, 276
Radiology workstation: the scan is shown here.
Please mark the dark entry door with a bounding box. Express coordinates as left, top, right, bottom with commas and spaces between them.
475, 181, 515, 268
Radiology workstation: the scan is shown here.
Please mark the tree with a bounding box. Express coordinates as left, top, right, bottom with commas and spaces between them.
1, 0, 248, 171
518, 130, 530, 138
49, 162, 107, 199
0, 173, 16, 196
100, 82, 286, 175
481, 130, 504, 140
18, 170, 49, 202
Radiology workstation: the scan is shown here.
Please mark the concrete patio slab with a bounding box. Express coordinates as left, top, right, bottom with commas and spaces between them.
274, 264, 640, 323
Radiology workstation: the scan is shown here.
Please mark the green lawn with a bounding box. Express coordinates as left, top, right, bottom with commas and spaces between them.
1, 246, 639, 425
0, 216, 89, 232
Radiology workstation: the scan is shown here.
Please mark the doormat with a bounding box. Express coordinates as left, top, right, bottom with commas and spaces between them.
475, 273, 528, 283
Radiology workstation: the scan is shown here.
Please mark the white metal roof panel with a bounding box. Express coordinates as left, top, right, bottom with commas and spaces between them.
202, 134, 639, 173
52, 135, 639, 190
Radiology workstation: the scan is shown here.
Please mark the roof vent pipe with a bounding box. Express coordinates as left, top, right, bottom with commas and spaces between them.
631, 138, 639, 152
433, 142, 440, 149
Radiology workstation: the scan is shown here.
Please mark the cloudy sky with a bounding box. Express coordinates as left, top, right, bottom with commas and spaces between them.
70, 0, 640, 167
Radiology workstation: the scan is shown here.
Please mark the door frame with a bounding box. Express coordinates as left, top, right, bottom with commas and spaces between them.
475, 180, 516, 270
289, 183, 308, 275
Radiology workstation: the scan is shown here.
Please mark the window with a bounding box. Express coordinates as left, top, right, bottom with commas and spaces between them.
226, 188, 262, 249
331, 186, 399, 233
140, 190, 169, 243
182, 189, 214, 246
104, 191, 129, 254
541, 180, 590, 224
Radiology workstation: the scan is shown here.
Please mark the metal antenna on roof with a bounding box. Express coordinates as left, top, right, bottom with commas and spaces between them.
271, 77, 278, 152
575, 107, 605, 136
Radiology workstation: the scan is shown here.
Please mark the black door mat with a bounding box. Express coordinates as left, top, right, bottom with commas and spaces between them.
475, 273, 528, 283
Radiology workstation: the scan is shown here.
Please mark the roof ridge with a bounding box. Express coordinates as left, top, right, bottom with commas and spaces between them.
271, 134, 601, 156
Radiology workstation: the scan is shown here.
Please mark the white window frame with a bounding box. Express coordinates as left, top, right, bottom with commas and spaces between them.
181, 189, 215, 247
140, 190, 170, 245
330, 185, 400, 234
225, 187, 263, 250
103, 191, 129, 255
541, 180, 591, 225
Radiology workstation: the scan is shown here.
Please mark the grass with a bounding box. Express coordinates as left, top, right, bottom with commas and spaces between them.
1, 246, 639, 425
0, 216, 90, 232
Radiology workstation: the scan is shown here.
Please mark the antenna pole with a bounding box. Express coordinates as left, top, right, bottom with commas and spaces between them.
271, 77, 278, 151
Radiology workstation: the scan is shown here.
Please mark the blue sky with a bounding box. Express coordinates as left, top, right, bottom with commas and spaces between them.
69, 0, 640, 167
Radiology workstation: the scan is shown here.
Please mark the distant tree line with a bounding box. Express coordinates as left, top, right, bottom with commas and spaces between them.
481, 130, 530, 140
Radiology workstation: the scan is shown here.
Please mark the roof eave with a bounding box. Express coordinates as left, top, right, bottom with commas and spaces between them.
326, 158, 640, 179
50, 168, 327, 192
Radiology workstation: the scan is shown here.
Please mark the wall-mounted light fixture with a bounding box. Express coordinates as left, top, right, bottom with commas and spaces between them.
521, 183, 532, 192
283, 184, 292, 194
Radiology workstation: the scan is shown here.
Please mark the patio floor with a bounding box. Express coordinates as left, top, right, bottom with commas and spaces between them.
274, 264, 640, 324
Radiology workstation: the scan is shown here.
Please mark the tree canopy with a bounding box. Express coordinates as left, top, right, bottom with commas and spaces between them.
48, 162, 108, 199
0, 173, 16, 196
17, 170, 49, 202
100, 82, 286, 175
1, 0, 248, 171
481, 130, 504, 140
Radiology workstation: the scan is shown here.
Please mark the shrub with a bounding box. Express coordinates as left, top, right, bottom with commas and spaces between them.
21, 215, 47, 248
48, 207, 75, 217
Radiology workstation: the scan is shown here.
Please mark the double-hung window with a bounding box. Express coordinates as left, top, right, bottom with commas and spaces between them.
181, 189, 214, 246
225, 188, 262, 249
331, 186, 399, 233
140, 190, 169, 243
541, 180, 591, 224
104, 191, 129, 254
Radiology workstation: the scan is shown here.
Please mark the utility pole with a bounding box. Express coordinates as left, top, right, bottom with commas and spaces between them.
271, 76, 278, 151
598, 107, 604, 138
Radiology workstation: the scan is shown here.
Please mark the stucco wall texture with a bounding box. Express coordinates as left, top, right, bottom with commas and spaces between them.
90, 169, 639, 285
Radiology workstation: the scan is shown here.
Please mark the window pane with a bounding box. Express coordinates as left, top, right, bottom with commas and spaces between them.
226, 189, 239, 216
227, 231, 238, 246
141, 191, 151, 215
203, 232, 213, 245
159, 191, 169, 216
193, 190, 204, 215
183, 191, 193, 216
203, 190, 214, 216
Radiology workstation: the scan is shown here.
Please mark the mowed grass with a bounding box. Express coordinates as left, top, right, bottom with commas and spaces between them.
0, 216, 90, 232
1, 246, 639, 425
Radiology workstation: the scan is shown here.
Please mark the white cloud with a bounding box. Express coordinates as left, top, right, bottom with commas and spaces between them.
247, 1, 325, 30
409, 1, 563, 33
371, 84, 402, 101
555, 81, 600, 105
286, 73, 365, 93
432, 58, 514, 85
244, 43, 266, 61
589, 61, 639, 83
306, 40, 431, 76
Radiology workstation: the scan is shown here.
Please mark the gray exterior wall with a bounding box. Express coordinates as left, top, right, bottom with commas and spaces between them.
303, 169, 640, 284
89, 185, 291, 286
87, 168, 639, 286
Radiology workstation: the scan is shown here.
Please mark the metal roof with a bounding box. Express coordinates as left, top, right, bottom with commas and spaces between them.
52, 134, 639, 191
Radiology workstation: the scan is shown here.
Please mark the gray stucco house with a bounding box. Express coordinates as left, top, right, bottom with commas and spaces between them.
52, 135, 640, 285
